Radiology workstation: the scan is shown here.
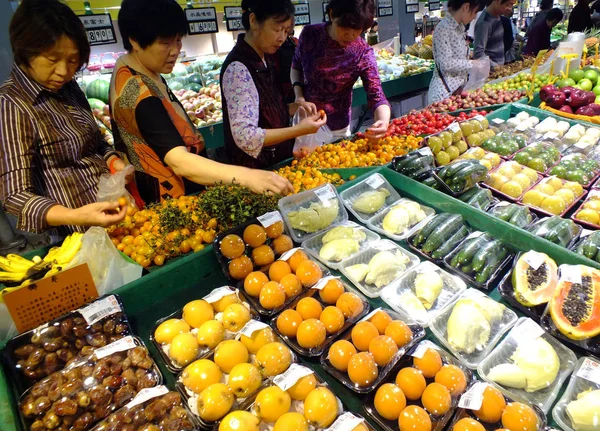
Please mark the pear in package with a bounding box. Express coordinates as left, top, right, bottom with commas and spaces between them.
368, 199, 434, 241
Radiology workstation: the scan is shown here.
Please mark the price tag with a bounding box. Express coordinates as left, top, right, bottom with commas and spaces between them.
273, 363, 314, 391
237, 320, 269, 338
560, 265, 582, 285
185, 7, 219, 35
516, 123, 529, 132
279, 247, 302, 262
411, 340, 438, 359
447, 123, 460, 133
203, 286, 236, 304
257, 211, 283, 228
576, 358, 600, 384
80, 295, 121, 325
580, 229, 595, 238
544, 132, 559, 140
78, 14, 117, 46
314, 185, 336, 204
125, 386, 169, 410
365, 174, 385, 189
361, 307, 383, 322
517, 318, 545, 343
523, 251, 545, 271
458, 382, 489, 410
325, 412, 365, 431
417, 147, 434, 157
492, 118, 505, 125
473, 115, 486, 122
313, 276, 341, 290
95, 336, 137, 359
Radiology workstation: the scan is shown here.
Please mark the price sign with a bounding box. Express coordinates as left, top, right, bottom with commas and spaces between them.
224, 6, 244, 32
185, 7, 219, 35
378, 0, 393, 17
78, 14, 117, 47
428, 1, 441, 11
406, 0, 419, 13
323, 2, 330, 22
294, 3, 311, 26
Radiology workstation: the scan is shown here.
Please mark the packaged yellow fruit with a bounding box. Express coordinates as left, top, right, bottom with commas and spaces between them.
447, 146, 460, 160
254, 342, 292, 377
455, 141, 468, 154
522, 190, 546, 207
585, 199, 600, 211
485, 153, 501, 167
154, 319, 190, 345
428, 136, 443, 153
546, 177, 564, 192
496, 166, 516, 179
540, 195, 567, 215
222, 303, 251, 332
211, 293, 241, 313
521, 167, 539, 182
563, 181, 584, 197
470, 147, 486, 159
254, 386, 291, 422
505, 161, 522, 172
435, 151, 450, 165
183, 299, 214, 328
241, 327, 276, 354
273, 412, 309, 431
536, 183, 556, 196
486, 173, 508, 190
576, 208, 600, 225
304, 387, 339, 428
287, 373, 318, 401
219, 411, 260, 431
183, 359, 223, 394
197, 320, 225, 349
511, 173, 532, 189
500, 181, 523, 198
169, 332, 199, 366
554, 188, 575, 205
214, 340, 249, 373
480, 160, 493, 170
228, 363, 263, 398
197, 383, 234, 422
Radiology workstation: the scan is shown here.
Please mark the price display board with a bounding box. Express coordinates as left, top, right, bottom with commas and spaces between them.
429, 1, 441, 11
294, 3, 311, 26
378, 0, 393, 17
185, 7, 219, 35
406, 0, 420, 13
224, 6, 244, 32
78, 13, 117, 46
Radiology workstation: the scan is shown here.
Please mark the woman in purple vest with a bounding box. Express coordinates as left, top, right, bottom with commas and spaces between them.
220, 0, 328, 169
290, 0, 391, 140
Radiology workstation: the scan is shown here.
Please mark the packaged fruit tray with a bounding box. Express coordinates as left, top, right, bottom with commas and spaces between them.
5, 294, 133, 397
366, 199, 435, 242
433, 159, 490, 196
487, 201, 538, 228
391, 147, 435, 181
477, 317, 577, 413
176, 339, 298, 430
546, 153, 600, 188
339, 173, 402, 224
425, 124, 469, 167
479, 131, 528, 158
407, 213, 470, 264
380, 261, 467, 328
449, 382, 547, 431
320, 308, 425, 394
339, 240, 420, 299
510, 142, 561, 173
519, 176, 587, 218
570, 230, 600, 263
538, 264, 600, 355
455, 146, 502, 171
270, 277, 370, 357
150, 287, 260, 373
482, 160, 543, 202
527, 216, 583, 249
443, 232, 514, 291
300, 221, 380, 270
364, 340, 475, 431
19, 336, 162, 431
429, 289, 518, 370
572, 189, 600, 230
458, 186, 498, 211
552, 356, 600, 431
279, 183, 348, 243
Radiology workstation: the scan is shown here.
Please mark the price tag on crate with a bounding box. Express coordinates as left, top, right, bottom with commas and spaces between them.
473, 115, 486, 122
126, 386, 169, 410
365, 174, 385, 189
517, 318, 546, 344
576, 358, 600, 384
80, 295, 121, 325
203, 286, 237, 304
523, 251, 545, 271
516, 123, 529, 132
274, 363, 314, 391
314, 185, 336, 204
237, 320, 269, 338
492, 119, 505, 125
559, 264, 582, 285
95, 336, 137, 359
313, 276, 341, 290
447, 122, 460, 133
543, 131, 559, 140
411, 340, 438, 359
279, 248, 303, 262
258, 211, 283, 228
458, 382, 489, 410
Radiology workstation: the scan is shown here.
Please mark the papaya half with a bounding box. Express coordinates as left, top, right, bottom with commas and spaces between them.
512, 252, 558, 307
549, 266, 600, 340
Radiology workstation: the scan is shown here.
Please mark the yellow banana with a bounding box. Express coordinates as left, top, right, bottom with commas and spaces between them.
43, 246, 61, 263
44, 266, 62, 278
0, 271, 28, 283
7, 254, 35, 266
53, 233, 83, 266
0, 256, 33, 273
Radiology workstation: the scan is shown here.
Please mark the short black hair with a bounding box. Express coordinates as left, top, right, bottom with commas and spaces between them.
540, 0, 554, 10
327, 0, 375, 31
448, 0, 489, 13
547, 7, 564, 21
9, 0, 90, 69
119, 0, 188, 51
241, 0, 295, 31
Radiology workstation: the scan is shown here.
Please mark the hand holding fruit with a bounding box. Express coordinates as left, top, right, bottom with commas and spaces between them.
365, 120, 389, 140
294, 98, 318, 116
244, 170, 294, 196
297, 109, 327, 135
71, 201, 127, 227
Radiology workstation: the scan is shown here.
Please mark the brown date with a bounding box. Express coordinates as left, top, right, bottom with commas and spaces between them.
33, 396, 52, 415
87, 333, 107, 348
90, 386, 113, 407
42, 411, 60, 429
60, 379, 83, 398
102, 375, 123, 390
53, 399, 78, 416
71, 412, 94, 431
113, 385, 135, 408
76, 391, 91, 408
14, 344, 35, 358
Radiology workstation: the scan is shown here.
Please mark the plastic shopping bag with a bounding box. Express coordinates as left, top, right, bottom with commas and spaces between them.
463, 57, 491, 92
292, 108, 333, 158
96, 165, 137, 207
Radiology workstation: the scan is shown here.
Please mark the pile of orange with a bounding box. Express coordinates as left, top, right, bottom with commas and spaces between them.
219, 221, 294, 281
243, 250, 324, 310
181, 341, 293, 424
275, 166, 346, 194
452, 386, 539, 431
326, 310, 414, 388
276, 279, 365, 349
373, 345, 468, 430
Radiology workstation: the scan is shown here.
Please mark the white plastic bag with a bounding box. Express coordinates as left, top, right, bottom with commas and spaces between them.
65, 227, 142, 295
463, 57, 491, 92
292, 108, 333, 158
96, 165, 135, 204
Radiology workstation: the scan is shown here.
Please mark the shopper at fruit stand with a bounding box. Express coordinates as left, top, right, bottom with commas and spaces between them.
429, 0, 489, 103
525, 0, 552, 36
473, 0, 518, 67
290, 0, 391, 140
522, 8, 564, 56
111, 0, 295, 203
220, 0, 328, 169
568, 0, 594, 33
0, 0, 128, 239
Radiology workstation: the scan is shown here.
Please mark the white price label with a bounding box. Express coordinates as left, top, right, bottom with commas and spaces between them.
237, 319, 269, 338
575, 140, 592, 149
492, 119, 505, 125
544, 131, 559, 140
417, 147, 434, 157
314, 185, 336, 204
473, 115, 486, 122
325, 412, 365, 431
447, 122, 460, 133
580, 229, 595, 238
273, 363, 314, 391
516, 123, 529, 132
365, 174, 385, 189
79, 295, 121, 325
411, 340, 438, 359
313, 276, 341, 291
576, 358, 600, 384
466, 231, 485, 240
517, 318, 545, 343
458, 382, 489, 410
560, 265, 582, 285
279, 247, 302, 262
125, 386, 169, 410
95, 336, 136, 359
361, 307, 382, 322
523, 251, 545, 271
203, 286, 237, 304
257, 211, 283, 228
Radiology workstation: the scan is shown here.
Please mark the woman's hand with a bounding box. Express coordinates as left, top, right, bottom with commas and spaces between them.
108, 156, 134, 183
293, 98, 318, 116
71, 201, 127, 227
297, 110, 328, 135
244, 170, 294, 196
364, 120, 389, 140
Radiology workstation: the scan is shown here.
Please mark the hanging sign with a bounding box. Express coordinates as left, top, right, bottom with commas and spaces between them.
185, 7, 219, 35
429, 1, 441, 11
294, 3, 311, 26
323, 2, 330, 22
78, 13, 117, 46
406, 0, 420, 13
378, 0, 393, 17
224, 6, 244, 32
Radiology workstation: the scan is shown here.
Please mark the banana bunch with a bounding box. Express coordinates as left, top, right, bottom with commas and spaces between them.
0, 254, 39, 284
43, 232, 83, 267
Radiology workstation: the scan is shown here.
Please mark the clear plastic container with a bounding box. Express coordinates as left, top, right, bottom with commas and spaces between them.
366, 199, 435, 241
279, 184, 348, 243
519, 176, 588, 218
339, 240, 420, 298
339, 173, 401, 224
320, 307, 425, 394
483, 160, 543, 202
301, 221, 380, 270
477, 317, 577, 413
552, 356, 600, 431
429, 289, 518, 370
527, 216, 583, 249
380, 261, 467, 327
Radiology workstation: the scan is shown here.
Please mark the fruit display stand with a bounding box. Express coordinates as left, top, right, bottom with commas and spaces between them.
1, 165, 599, 430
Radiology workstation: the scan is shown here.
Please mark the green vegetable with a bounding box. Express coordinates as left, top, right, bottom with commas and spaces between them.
431, 226, 469, 259
422, 214, 464, 254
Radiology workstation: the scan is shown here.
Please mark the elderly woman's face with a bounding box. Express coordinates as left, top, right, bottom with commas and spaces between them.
330, 19, 363, 47
26, 35, 80, 91
134, 35, 183, 75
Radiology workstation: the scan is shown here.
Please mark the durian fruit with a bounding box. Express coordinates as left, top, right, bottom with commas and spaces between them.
419, 45, 433, 60
422, 35, 433, 46
406, 45, 419, 57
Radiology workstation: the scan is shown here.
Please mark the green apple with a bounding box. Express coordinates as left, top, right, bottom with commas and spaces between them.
569, 69, 586, 83
579, 78, 593, 91
585, 69, 599, 84
593, 86, 600, 96
595, 96, 600, 103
